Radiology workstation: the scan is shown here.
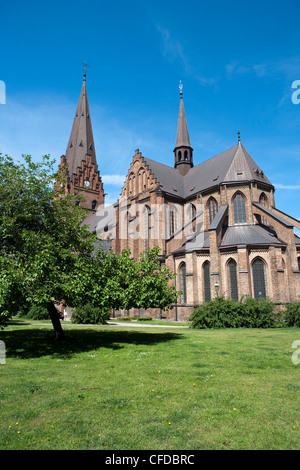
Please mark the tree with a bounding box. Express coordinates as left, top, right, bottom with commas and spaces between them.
0, 154, 180, 337
0, 153, 96, 338
66, 246, 179, 316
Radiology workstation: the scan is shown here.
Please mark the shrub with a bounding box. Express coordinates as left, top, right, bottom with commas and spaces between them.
25, 304, 49, 320
189, 297, 242, 329
189, 296, 277, 329
285, 302, 300, 327
71, 303, 110, 325
239, 296, 276, 328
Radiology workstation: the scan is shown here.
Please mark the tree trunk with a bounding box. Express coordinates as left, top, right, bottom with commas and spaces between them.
47, 301, 65, 340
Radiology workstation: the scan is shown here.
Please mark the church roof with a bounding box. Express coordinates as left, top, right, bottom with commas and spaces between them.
174, 223, 286, 254
220, 224, 285, 248
64, 75, 97, 176
143, 141, 273, 198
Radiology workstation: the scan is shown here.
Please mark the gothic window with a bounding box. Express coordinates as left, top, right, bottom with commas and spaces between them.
189, 203, 197, 232
125, 211, 129, 249
228, 259, 238, 301
170, 205, 177, 237
178, 151, 182, 161
259, 193, 268, 225
144, 205, 150, 251
203, 261, 211, 302
252, 258, 267, 299
259, 193, 268, 207
208, 197, 218, 224
179, 262, 187, 304
233, 192, 247, 224
91, 200, 97, 210
184, 150, 188, 161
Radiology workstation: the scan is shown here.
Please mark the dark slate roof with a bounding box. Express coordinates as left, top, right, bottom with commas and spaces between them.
221, 224, 285, 248
174, 223, 286, 255
208, 205, 228, 230
64, 77, 97, 176
142, 142, 273, 199
174, 230, 210, 254
142, 156, 185, 196
252, 203, 294, 227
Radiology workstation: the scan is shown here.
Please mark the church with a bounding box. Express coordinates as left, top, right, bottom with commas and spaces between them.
58, 71, 300, 321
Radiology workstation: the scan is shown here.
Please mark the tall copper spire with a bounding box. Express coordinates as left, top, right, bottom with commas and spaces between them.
65, 68, 97, 177
174, 81, 193, 175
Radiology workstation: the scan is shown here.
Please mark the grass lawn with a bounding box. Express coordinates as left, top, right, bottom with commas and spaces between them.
0, 318, 300, 450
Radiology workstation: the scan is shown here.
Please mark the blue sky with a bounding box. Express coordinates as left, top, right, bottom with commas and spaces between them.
1, 0, 300, 224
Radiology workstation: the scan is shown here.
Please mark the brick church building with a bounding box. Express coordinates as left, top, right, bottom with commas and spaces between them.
58, 73, 300, 321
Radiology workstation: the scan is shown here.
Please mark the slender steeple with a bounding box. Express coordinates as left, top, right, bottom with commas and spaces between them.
174, 81, 193, 175
58, 67, 104, 211
65, 66, 97, 177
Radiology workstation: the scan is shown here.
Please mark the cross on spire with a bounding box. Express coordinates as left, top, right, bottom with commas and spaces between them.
179, 80, 183, 96
82, 62, 89, 81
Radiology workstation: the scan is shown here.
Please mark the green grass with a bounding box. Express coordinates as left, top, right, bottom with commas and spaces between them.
1, 318, 300, 450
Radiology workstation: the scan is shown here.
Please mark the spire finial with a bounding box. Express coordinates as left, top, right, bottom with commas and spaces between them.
179, 80, 183, 97
82, 62, 89, 81
238, 130, 241, 143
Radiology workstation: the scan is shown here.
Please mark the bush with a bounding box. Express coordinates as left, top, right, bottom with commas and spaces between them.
239, 296, 276, 328
71, 303, 110, 325
285, 302, 300, 327
189, 297, 242, 329
189, 296, 277, 329
25, 304, 49, 320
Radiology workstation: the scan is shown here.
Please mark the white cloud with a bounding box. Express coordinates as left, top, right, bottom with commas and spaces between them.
155, 25, 216, 86
226, 57, 300, 81
274, 184, 300, 190
102, 174, 126, 185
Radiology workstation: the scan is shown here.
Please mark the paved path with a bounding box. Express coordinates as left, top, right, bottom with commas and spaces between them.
106, 321, 189, 328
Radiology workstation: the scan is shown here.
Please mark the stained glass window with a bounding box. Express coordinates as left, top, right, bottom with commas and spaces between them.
180, 263, 187, 304
252, 258, 266, 299
208, 198, 218, 224
203, 261, 211, 302
228, 259, 238, 301
233, 193, 247, 223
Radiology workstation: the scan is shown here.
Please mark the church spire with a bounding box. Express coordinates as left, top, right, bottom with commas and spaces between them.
174, 81, 193, 175
65, 68, 97, 177
58, 69, 104, 212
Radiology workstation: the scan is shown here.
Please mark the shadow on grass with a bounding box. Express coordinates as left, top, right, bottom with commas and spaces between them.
1, 325, 184, 360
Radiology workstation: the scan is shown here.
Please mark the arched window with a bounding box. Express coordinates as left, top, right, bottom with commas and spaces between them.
189, 203, 196, 232
252, 258, 267, 299
125, 211, 130, 249
203, 261, 211, 302
143, 205, 150, 251
180, 263, 187, 304
184, 150, 188, 161
298, 257, 300, 271
169, 205, 177, 237
228, 259, 238, 301
208, 197, 218, 224
233, 192, 247, 223
259, 193, 268, 207
91, 200, 97, 210
259, 193, 268, 225
178, 151, 182, 161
